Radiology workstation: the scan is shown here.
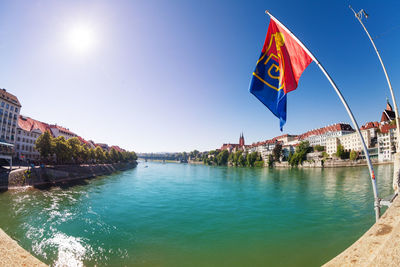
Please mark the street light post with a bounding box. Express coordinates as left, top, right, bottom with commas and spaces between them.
349, 6, 400, 193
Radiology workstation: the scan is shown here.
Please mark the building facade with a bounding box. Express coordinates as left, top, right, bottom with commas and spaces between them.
15, 115, 51, 161
0, 89, 21, 144
220, 133, 246, 152
326, 130, 371, 156
378, 124, 397, 162
298, 123, 354, 147
49, 125, 77, 140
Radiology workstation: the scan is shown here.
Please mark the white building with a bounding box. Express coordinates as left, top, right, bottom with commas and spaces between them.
0, 89, 22, 167
299, 123, 354, 147
376, 102, 398, 162
326, 130, 371, 155
0, 89, 21, 144
15, 115, 50, 161
377, 124, 397, 162
49, 125, 77, 140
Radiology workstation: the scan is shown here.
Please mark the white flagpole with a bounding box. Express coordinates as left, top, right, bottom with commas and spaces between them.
265, 10, 381, 221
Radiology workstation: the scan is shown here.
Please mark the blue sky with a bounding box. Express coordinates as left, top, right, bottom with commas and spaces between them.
0, 0, 399, 152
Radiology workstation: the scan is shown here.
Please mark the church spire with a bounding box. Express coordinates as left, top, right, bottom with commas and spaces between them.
239, 132, 245, 147
386, 98, 393, 111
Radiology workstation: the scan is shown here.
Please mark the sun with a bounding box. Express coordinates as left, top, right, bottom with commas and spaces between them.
68, 24, 96, 53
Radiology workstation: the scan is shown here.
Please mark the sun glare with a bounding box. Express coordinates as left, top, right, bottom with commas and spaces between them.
68, 25, 96, 53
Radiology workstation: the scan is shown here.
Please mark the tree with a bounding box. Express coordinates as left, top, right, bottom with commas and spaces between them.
110, 148, 119, 162
232, 151, 244, 166
349, 150, 358, 161
246, 152, 259, 167
272, 143, 282, 162
53, 136, 70, 164
287, 151, 293, 162
216, 150, 229, 166
131, 151, 138, 161
238, 154, 246, 167
314, 145, 325, 152
35, 130, 54, 160
336, 144, 346, 159
267, 155, 274, 167
95, 146, 106, 163
79, 146, 90, 163
89, 148, 96, 162
67, 137, 81, 162
289, 141, 311, 166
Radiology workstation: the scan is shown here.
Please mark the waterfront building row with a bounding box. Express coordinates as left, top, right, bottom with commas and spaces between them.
0, 88, 127, 163
219, 101, 399, 163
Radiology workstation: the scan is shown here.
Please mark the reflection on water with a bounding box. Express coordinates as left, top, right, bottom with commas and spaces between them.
0, 163, 394, 267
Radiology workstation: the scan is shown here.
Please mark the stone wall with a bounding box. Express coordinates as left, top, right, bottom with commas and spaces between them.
1, 161, 137, 189
273, 159, 391, 169
324, 195, 400, 266
0, 228, 47, 266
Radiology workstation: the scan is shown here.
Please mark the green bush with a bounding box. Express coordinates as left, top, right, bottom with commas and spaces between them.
254, 160, 264, 167
349, 150, 358, 161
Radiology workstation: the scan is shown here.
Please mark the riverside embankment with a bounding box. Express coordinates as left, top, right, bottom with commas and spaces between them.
273, 159, 393, 168
1, 161, 137, 190
324, 193, 400, 266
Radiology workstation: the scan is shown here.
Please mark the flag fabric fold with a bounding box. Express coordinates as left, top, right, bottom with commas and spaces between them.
249, 17, 313, 130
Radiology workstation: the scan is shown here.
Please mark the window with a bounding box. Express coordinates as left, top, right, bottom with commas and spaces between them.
10, 106, 13, 111
1, 102, 3, 107
17, 137, 20, 141
6, 104, 9, 109
15, 108, 18, 113
18, 130, 21, 134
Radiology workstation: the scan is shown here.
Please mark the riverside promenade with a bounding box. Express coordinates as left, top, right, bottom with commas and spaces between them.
0, 228, 46, 266
324, 194, 400, 266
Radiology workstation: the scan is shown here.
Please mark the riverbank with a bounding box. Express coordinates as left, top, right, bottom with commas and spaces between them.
0, 161, 137, 190
0, 228, 47, 266
324, 193, 400, 266
273, 159, 393, 168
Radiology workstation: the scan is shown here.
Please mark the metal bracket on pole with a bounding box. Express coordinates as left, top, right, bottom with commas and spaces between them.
380, 193, 398, 208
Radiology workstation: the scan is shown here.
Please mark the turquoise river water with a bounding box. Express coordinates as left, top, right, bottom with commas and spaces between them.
0, 162, 395, 266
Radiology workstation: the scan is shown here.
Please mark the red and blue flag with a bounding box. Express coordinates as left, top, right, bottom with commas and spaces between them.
249, 17, 313, 130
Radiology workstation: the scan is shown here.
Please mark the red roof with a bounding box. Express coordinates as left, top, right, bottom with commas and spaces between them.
77, 136, 91, 146
386, 102, 393, 111
111, 145, 125, 152
0, 89, 21, 107
380, 124, 397, 134
220, 143, 241, 150
298, 123, 354, 140
360, 121, 379, 130
18, 115, 51, 133
49, 124, 77, 136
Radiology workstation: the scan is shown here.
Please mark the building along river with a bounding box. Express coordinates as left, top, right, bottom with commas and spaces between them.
0, 161, 394, 266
